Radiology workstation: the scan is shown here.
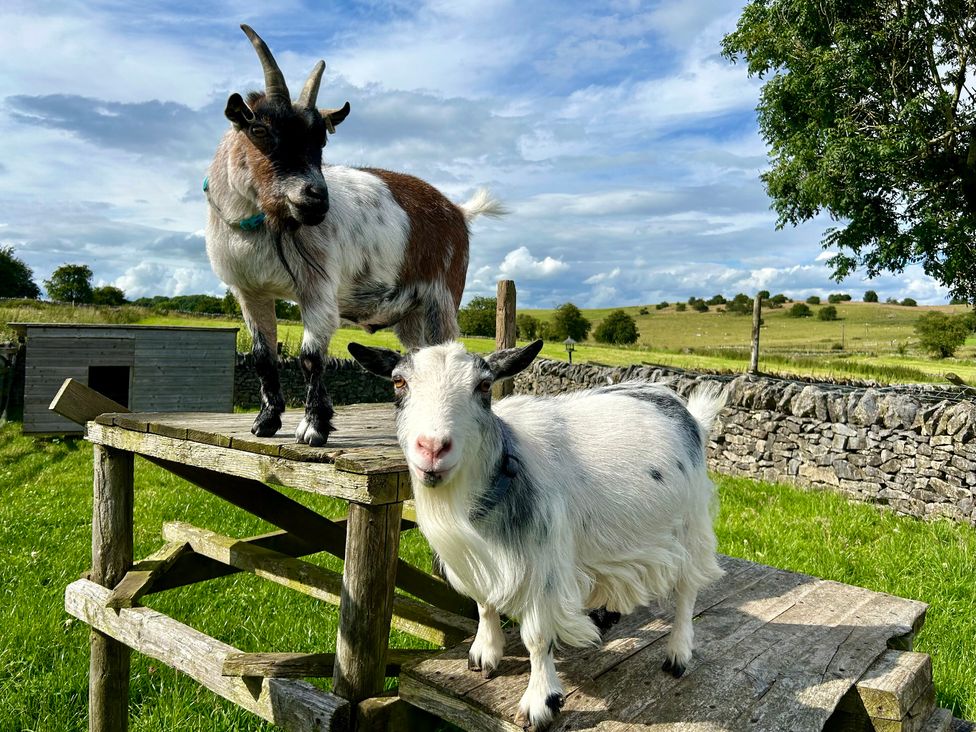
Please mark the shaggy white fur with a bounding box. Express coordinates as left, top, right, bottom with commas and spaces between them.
349, 340, 727, 730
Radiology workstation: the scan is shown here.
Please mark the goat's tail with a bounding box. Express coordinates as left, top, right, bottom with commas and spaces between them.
685, 381, 728, 433
459, 188, 508, 222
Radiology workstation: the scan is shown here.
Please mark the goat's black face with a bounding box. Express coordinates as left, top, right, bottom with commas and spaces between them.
226, 93, 350, 228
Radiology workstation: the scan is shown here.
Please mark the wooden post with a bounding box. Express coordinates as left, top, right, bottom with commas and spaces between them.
89, 444, 134, 732
493, 279, 516, 400
749, 293, 762, 375
333, 501, 403, 717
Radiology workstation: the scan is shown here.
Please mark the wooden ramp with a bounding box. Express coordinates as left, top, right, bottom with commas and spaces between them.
400, 555, 946, 732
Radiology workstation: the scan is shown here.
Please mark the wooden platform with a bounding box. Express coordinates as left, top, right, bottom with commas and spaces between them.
400, 554, 936, 732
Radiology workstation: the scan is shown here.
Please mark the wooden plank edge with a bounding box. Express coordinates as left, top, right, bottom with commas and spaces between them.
399, 672, 520, 732
222, 649, 439, 678
65, 579, 349, 731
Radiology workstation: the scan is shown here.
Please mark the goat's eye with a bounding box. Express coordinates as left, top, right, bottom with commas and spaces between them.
477, 379, 492, 393
250, 125, 268, 138
392, 377, 407, 390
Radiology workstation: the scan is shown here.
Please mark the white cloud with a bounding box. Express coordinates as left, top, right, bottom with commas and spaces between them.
115, 262, 221, 300
498, 247, 570, 279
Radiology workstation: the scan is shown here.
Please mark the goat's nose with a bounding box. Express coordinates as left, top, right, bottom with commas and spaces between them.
304, 183, 328, 202
416, 435, 452, 461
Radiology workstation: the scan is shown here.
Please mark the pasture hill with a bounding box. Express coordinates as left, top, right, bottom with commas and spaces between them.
1, 297, 974, 385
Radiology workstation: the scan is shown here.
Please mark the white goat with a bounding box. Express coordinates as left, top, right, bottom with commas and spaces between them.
349, 339, 726, 730
205, 25, 504, 446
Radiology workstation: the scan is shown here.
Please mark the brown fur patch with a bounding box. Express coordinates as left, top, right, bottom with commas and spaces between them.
362, 168, 469, 308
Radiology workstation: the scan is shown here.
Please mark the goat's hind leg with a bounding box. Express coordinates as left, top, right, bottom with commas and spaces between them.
468, 603, 505, 679
663, 577, 697, 678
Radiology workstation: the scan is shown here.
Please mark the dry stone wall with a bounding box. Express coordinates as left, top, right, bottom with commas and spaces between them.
514, 359, 976, 526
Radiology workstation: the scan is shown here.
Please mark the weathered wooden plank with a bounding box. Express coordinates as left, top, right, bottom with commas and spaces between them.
162, 522, 476, 647
85, 422, 397, 504
65, 579, 349, 731
48, 378, 126, 425
492, 280, 516, 401
105, 541, 189, 609
838, 650, 933, 721
221, 649, 438, 678
334, 501, 404, 706
89, 444, 133, 731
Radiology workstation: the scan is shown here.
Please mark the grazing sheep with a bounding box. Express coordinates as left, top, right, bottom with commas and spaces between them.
205, 25, 504, 446
348, 339, 726, 730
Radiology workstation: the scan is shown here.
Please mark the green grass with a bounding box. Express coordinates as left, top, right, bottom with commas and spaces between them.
1, 423, 973, 728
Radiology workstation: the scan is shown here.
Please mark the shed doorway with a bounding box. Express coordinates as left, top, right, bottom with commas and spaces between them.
88, 365, 131, 408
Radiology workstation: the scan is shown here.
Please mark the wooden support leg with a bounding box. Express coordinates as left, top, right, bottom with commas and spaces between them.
89, 445, 134, 731
333, 501, 403, 716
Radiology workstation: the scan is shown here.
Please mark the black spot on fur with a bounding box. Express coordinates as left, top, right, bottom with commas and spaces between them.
469, 423, 539, 543
649, 467, 664, 482
588, 607, 622, 635
250, 332, 284, 436
595, 384, 704, 465
677, 460, 686, 476
545, 693, 565, 713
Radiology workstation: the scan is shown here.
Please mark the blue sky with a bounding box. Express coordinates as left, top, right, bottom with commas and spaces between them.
0, 0, 952, 307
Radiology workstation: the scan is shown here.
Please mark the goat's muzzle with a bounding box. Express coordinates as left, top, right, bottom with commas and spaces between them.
291, 182, 329, 226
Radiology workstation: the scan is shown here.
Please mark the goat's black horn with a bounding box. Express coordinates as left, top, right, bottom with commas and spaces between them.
298, 60, 325, 109
241, 24, 290, 103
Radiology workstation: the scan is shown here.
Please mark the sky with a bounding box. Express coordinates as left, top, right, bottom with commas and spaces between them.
0, 0, 953, 307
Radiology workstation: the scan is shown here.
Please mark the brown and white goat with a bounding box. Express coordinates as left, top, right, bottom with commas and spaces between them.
205, 25, 504, 445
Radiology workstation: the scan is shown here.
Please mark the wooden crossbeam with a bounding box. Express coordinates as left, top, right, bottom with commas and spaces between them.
163, 521, 477, 647
65, 579, 349, 731
104, 541, 188, 609
49, 377, 475, 620
221, 649, 438, 679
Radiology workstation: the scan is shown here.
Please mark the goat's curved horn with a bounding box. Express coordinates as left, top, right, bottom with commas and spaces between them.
240, 24, 290, 102
298, 60, 325, 109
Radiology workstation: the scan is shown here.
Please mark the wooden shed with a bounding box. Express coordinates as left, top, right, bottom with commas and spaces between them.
10, 323, 237, 434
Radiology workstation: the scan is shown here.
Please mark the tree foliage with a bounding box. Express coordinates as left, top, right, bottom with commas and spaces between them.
92, 286, 126, 306
723, 2, 976, 301
788, 302, 813, 318
915, 311, 970, 357
593, 310, 639, 345
551, 302, 591, 341
0, 246, 40, 299
725, 293, 754, 315
131, 294, 225, 314
44, 264, 93, 304
516, 313, 541, 340
818, 305, 839, 321
458, 296, 496, 337
864, 290, 879, 303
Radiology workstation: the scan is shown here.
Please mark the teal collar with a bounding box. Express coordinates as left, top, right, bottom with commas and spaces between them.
203, 176, 266, 232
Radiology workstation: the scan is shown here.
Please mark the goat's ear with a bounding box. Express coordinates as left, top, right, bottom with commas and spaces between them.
348, 342, 401, 378
486, 340, 543, 381
320, 101, 351, 134
225, 93, 255, 129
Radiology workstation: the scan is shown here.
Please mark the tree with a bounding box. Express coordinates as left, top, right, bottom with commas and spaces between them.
92, 285, 126, 306
901, 298, 918, 307
551, 302, 591, 341
594, 310, 639, 345
723, 2, 976, 302
864, 290, 879, 303
516, 313, 540, 340
0, 246, 40, 298
458, 296, 496, 337
769, 293, 789, 307
706, 294, 727, 305
915, 312, 970, 357
655, 301, 669, 310
725, 293, 753, 315
818, 305, 839, 321
44, 264, 93, 304
757, 290, 771, 301
806, 296, 821, 305
675, 302, 687, 312
788, 303, 812, 318
222, 289, 242, 317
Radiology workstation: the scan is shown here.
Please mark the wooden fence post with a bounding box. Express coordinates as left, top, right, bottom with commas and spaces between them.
493, 280, 516, 400
90, 444, 134, 731
749, 293, 762, 375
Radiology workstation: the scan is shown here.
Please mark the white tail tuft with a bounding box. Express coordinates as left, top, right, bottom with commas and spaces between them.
685, 382, 728, 433
459, 188, 507, 222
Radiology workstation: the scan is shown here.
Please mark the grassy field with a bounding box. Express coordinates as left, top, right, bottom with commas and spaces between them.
3, 298, 976, 384
2, 423, 974, 729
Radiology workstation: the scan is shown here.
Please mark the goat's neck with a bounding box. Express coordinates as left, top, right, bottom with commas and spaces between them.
207, 134, 264, 222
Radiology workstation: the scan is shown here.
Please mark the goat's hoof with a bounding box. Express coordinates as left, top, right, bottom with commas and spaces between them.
251, 411, 282, 437
467, 653, 497, 679
516, 692, 563, 730
662, 656, 686, 678
295, 415, 334, 446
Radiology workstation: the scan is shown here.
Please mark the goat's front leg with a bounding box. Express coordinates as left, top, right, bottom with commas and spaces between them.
515, 609, 565, 731
468, 604, 505, 679
238, 290, 284, 437
295, 294, 339, 446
